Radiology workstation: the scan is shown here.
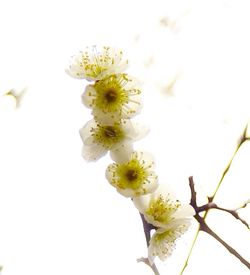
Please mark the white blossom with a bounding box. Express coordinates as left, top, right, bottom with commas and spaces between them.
134, 185, 194, 264
133, 185, 194, 229
66, 46, 128, 81
79, 119, 148, 162
82, 74, 142, 123
148, 220, 191, 265
105, 151, 158, 197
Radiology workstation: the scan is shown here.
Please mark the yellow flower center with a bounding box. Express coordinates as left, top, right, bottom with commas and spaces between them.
93, 74, 130, 113
146, 195, 180, 224
116, 159, 147, 190
104, 88, 118, 103
125, 169, 138, 181
92, 124, 125, 149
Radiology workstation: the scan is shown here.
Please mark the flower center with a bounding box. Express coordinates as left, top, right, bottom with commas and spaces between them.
125, 169, 138, 181
146, 196, 180, 224
104, 88, 117, 103
115, 159, 147, 190
92, 124, 125, 149
104, 126, 118, 137
93, 74, 129, 114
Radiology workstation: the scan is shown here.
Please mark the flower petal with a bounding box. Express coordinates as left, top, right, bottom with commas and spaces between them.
82, 144, 107, 162
110, 142, 133, 163
81, 85, 97, 108
79, 119, 97, 144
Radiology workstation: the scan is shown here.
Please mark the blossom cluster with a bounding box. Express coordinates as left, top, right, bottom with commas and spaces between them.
66, 46, 194, 265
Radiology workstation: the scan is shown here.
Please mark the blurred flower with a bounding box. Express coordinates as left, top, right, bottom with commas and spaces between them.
82, 74, 142, 123
2, 88, 27, 108
66, 46, 128, 81
79, 119, 148, 162
106, 151, 158, 197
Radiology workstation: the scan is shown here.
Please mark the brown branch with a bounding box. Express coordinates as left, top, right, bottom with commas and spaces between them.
138, 213, 160, 275
197, 203, 249, 229
180, 124, 250, 275
189, 177, 250, 270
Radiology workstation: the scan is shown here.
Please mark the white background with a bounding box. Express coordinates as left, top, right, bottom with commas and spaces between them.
0, 0, 250, 274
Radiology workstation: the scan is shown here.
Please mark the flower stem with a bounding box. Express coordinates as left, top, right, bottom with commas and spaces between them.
139, 213, 160, 275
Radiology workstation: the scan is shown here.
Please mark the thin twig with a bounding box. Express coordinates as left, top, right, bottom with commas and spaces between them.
189, 177, 250, 270
180, 124, 250, 274
179, 228, 200, 275
140, 213, 155, 246
201, 223, 250, 268
137, 257, 160, 275
207, 124, 250, 206
138, 213, 160, 275
197, 203, 249, 229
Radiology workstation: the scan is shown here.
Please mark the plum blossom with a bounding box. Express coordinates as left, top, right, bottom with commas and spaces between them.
106, 151, 158, 197
66, 46, 128, 81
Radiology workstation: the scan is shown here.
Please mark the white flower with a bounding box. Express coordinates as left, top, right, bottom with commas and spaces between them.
66, 46, 128, 81
134, 185, 194, 264
79, 119, 148, 162
82, 74, 142, 123
133, 185, 194, 229
105, 151, 158, 197
148, 220, 191, 265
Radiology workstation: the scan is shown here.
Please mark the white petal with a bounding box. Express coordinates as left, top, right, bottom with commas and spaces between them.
143, 175, 159, 194
151, 183, 176, 200
116, 188, 136, 198
105, 164, 114, 183
65, 54, 86, 79
82, 144, 107, 162
65, 66, 85, 80
135, 151, 156, 169
173, 204, 195, 220
93, 109, 121, 125
81, 85, 96, 108
124, 120, 149, 141
79, 119, 97, 144
110, 142, 133, 163
133, 195, 151, 214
